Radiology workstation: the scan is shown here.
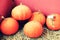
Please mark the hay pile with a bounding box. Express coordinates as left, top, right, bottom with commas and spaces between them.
1, 27, 60, 40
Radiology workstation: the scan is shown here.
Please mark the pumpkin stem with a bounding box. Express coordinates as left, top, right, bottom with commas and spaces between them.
38, 10, 41, 12
38, 10, 42, 14
20, 3, 23, 5
1, 16, 5, 19
0, 16, 5, 23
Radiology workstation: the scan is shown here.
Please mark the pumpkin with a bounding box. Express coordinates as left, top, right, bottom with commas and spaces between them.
23, 21, 43, 38
29, 11, 45, 25
1, 17, 19, 35
11, 4, 32, 20
46, 13, 60, 30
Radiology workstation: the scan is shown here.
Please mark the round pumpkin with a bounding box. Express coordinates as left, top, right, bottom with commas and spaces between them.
1, 17, 19, 35
29, 11, 45, 25
11, 4, 32, 20
46, 13, 60, 30
23, 21, 43, 38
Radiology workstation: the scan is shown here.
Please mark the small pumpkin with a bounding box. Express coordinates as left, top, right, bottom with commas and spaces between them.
23, 21, 43, 38
11, 3, 32, 20
1, 17, 19, 35
29, 11, 45, 25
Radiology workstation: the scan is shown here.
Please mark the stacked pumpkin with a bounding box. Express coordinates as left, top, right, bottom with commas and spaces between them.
0, 0, 60, 38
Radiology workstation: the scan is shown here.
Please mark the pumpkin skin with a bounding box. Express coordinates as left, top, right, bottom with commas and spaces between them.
0, 0, 14, 17
1, 17, 19, 35
11, 4, 32, 20
29, 12, 45, 25
23, 21, 43, 38
14, 0, 60, 16
46, 14, 60, 30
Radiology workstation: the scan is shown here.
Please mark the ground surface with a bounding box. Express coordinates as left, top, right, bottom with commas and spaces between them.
0, 26, 60, 40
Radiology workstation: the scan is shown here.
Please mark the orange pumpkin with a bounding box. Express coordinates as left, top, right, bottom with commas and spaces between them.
46, 13, 60, 30
23, 21, 43, 38
29, 12, 45, 25
1, 17, 19, 35
11, 4, 32, 20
